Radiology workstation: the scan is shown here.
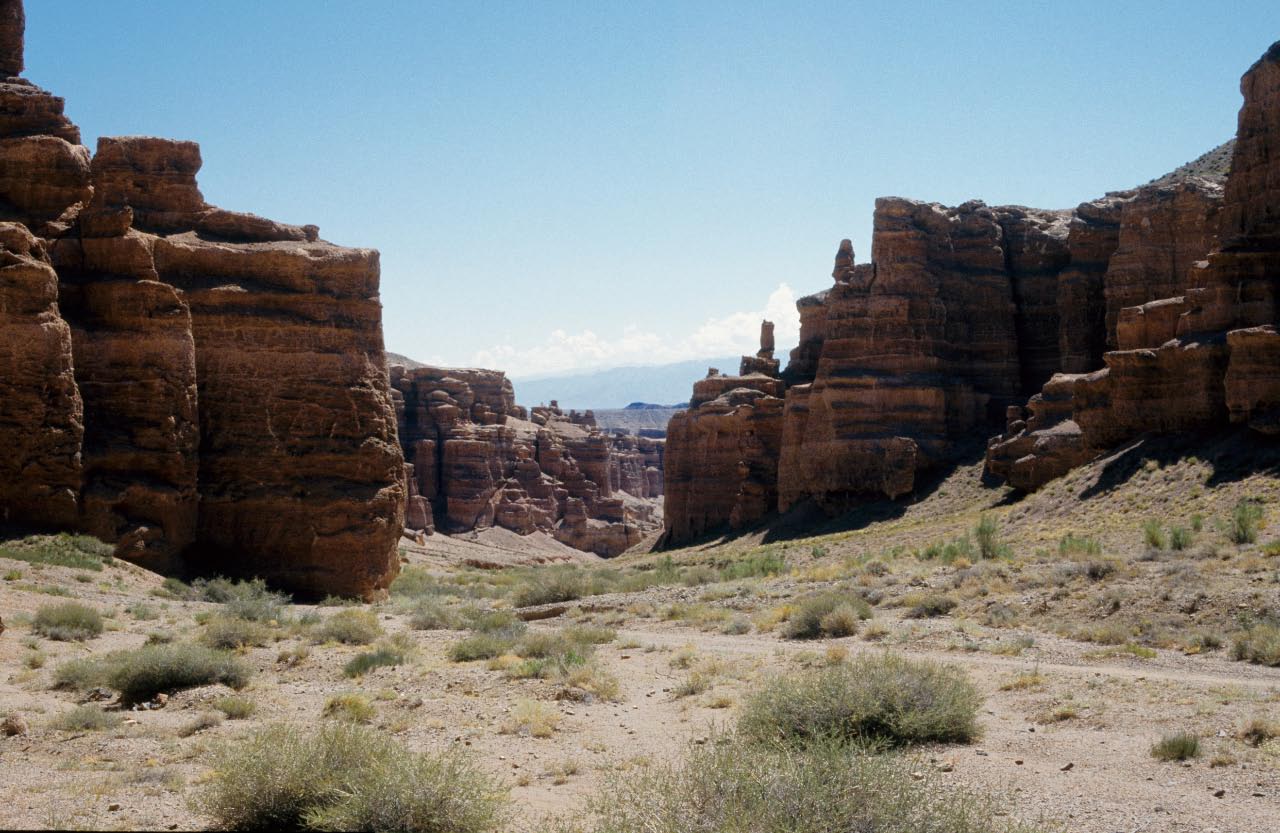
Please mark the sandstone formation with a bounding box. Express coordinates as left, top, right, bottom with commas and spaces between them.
664, 41, 1278, 542
0, 3, 404, 598
989, 43, 1279, 488
390, 365, 663, 556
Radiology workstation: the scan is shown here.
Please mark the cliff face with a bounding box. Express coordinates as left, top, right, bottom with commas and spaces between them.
663, 42, 1275, 543
390, 365, 663, 556
990, 43, 1280, 486
0, 3, 405, 598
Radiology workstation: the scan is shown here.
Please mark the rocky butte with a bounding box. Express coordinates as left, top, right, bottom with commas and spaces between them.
389, 363, 663, 557
663, 39, 1279, 544
0, 0, 405, 598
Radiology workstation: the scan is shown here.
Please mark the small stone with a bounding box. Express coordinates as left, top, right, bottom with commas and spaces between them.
1213, 789, 1225, 798
910, 771, 925, 781
1060, 762, 1074, 772
108, 804, 120, 812
1015, 760, 1024, 766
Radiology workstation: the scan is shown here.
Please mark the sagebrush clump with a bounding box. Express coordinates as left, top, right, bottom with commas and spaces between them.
33, 601, 103, 641
194, 723, 506, 831
738, 653, 981, 747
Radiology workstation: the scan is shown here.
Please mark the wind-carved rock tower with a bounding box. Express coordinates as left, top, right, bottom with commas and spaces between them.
0, 1, 405, 598
664, 39, 1279, 544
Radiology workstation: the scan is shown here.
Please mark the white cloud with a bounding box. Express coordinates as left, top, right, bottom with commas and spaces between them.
471, 283, 801, 378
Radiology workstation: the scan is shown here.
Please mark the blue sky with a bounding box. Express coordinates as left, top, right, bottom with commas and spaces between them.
26, 2, 1279, 377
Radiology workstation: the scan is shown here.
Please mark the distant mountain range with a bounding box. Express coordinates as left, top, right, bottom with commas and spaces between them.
510, 357, 742, 410
386, 351, 802, 411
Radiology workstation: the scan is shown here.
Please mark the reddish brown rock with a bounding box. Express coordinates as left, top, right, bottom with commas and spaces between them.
0, 4, 405, 598
0, 222, 82, 528
390, 364, 663, 556
664, 379, 785, 541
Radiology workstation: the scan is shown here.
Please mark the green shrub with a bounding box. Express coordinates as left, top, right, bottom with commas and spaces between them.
200, 616, 272, 649
214, 695, 257, 719
193, 577, 290, 623
919, 535, 974, 563
1230, 500, 1264, 545
33, 601, 103, 641
465, 609, 526, 635
51, 704, 122, 732
194, 723, 506, 831
343, 648, 406, 678
1151, 732, 1200, 761
563, 624, 617, 645
450, 632, 517, 662
738, 653, 981, 747
974, 515, 1009, 559
53, 656, 110, 692
718, 549, 787, 581
1142, 519, 1167, 550
0, 533, 111, 571
782, 592, 871, 640
1169, 526, 1193, 551
104, 643, 251, 702
1058, 533, 1102, 557
512, 567, 587, 607
1232, 623, 1280, 666
314, 609, 382, 645
323, 693, 376, 723
126, 602, 159, 621
408, 599, 459, 630
565, 734, 1030, 833
903, 593, 957, 619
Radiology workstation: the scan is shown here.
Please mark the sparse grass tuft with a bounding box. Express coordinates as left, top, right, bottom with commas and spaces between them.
214, 695, 257, 720
323, 693, 376, 723
194, 723, 506, 832
51, 705, 122, 732
1230, 499, 1264, 545
33, 601, 103, 641
902, 593, 957, 619
512, 567, 587, 607
503, 699, 559, 738
343, 647, 406, 678
782, 591, 871, 640
1239, 717, 1279, 747
314, 609, 383, 645
1232, 622, 1280, 666
739, 653, 981, 748
200, 616, 272, 649
566, 733, 1032, 833
1151, 732, 1200, 761
1142, 518, 1167, 550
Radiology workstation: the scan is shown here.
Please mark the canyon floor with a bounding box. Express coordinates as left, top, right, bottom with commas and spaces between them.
1, 430, 1279, 832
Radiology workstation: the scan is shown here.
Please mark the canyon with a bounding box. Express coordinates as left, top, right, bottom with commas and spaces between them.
663, 39, 1280, 544
389, 363, 663, 557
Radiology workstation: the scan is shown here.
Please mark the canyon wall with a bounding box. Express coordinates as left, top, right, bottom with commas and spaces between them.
390, 364, 663, 556
663, 40, 1278, 543
0, 2, 404, 598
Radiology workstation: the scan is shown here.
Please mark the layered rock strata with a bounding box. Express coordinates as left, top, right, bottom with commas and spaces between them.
0, 3, 404, 598
664, 42, 1276, 541
390, 365, 663, 556
989, 42, 1280, 487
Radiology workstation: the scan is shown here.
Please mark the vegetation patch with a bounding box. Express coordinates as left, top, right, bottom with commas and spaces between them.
0, 534, 112, 571
51, 704, 122, 732
562, 734, 1032, 833
781, 591, 871, 640
33, 601, 104, 641
1150, 732, 1200, 762
314, 609, 383, 645
194, 723, 506, 832
738, 653, 981, 747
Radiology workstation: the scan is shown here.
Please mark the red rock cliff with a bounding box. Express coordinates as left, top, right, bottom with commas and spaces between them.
0, 3, 404, 598
390, 364, 662, 556
663, 42, 1274, 541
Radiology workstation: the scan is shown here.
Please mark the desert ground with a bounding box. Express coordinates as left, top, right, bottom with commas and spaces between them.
2, 431, 1279, 832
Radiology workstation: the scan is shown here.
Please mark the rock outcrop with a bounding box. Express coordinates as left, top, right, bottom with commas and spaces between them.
664, 41, 1277, 542
989, 43, 1279, 488
390, 365, 663, 556
0, 3, 404, 598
